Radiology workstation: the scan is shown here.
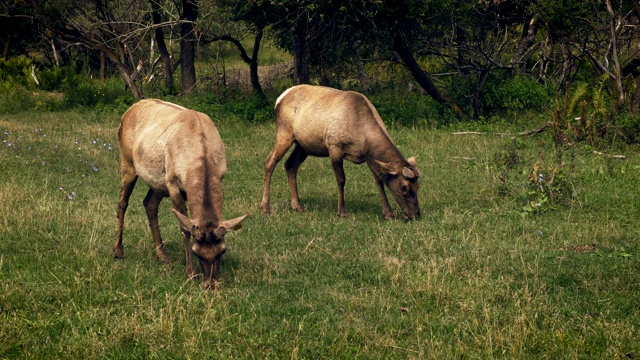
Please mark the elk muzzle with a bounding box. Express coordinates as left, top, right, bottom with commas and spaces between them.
192, 241, 227, 289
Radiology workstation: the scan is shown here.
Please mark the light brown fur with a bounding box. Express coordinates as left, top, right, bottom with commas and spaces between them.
261, 85, 421, 220
114, 99, 247, 289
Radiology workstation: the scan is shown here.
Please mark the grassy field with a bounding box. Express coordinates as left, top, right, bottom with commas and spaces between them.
1, 104, 639, 359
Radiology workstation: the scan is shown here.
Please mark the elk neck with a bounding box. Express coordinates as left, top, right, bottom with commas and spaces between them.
184, 158, 225, 228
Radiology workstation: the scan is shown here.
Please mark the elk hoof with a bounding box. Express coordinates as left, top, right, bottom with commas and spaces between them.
185, 268, 197, 280
260, 203, 270, 215
157, 252, 171, 264
338, 211, 350, 219
201, 279, 221, 290
113, 247, 124, 259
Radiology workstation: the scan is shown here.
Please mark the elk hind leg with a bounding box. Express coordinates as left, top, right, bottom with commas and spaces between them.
330, 156, 349, 218
143, 189, 170, 264
114, 170, 138, 259
284, 144, 308, 213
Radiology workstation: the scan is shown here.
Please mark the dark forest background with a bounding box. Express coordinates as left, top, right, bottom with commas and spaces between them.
2, 0, 640, 144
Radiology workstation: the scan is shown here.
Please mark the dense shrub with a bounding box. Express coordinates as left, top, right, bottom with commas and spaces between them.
483, 75, 552, 115
223, 94, 272, 122
368, 90, 454, 127
183, 91, 273, 123
0, 56, 32, 88
0, 83, 36, 114
549, 81, 640, 146
37, 66, 67, 91
610, 112, 640, 144
62, 75, 132, 109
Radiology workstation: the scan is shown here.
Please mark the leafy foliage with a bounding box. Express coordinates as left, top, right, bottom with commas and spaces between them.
61, 75, 133, 109
0, 82, 36, 114
0, 56, 33, 87
483, 75, 552, 114
548, 80, 640, 146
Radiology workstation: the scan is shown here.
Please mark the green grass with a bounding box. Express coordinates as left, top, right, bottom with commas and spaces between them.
1, 106, 639, 359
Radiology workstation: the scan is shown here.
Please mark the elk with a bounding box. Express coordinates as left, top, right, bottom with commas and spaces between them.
114, 99, 247, 289
261, 85, 420, 220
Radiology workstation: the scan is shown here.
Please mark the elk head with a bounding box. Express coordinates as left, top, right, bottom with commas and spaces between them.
172, 209, 247, 288
376, 156, 421, 220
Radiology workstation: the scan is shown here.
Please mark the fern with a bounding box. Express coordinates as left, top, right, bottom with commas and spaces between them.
566, 82, 588, 118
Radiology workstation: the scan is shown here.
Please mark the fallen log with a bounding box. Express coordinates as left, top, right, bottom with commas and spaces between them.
452, 122, 553, 137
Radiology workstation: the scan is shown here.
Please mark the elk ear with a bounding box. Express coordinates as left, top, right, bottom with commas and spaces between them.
375, 160, 397, 175
190, 225, 204, 240
172, 209, 193, 231
405, 157, 420, 178
402, 167, 416, 179
214, 214, 248, 238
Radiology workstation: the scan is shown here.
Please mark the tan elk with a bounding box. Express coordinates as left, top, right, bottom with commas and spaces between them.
114, 99, 247, 289
261, 85, 421, 220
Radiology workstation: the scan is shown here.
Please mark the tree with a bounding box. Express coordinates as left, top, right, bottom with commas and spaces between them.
0, 1, 38, 60
23, 0, 206, 98
24, 0, 153, 98
151, 0, 175, 90
534, 0, 640, 106
180, 0, 197, 94
229, 0, 465, 117
363, 0, 467, 118
202, 0, 268, 99
226, 0, 319, 85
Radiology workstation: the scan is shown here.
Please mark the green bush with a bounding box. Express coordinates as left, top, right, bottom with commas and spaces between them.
184, 91, 272, 123
484, 75, 552, 115
37, 66, 67, 91
62, 75, 132, 109
613, 112, 640, 144
0, 83, 36, 114
0, 56, 33, 88
223, 94, 272, 122
369, 90, 454, 127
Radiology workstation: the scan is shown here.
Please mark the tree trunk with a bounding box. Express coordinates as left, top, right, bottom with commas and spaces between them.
180, 0, 198, 94
351, 41, 369, 90
2, 34, 11, 60
393, 34, 465, 120
292, 19, 310, 85
512, 17, 539, 70
207, 31, 266, 100
604, 0, 624, 102
471, 69, 490, 119
115, 61, 142, 99
249, 28, 266, 100
456, 25, 469, 76
151, 0, 174, 90
99, 51, 105, 81
633, 78, 640, 113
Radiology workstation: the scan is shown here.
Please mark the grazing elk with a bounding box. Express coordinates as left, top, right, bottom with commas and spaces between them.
114, 99, 247, 289
261, 85, 421, 220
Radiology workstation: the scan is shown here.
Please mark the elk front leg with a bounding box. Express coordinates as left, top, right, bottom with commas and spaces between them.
330, 157, 349, 218
285, 144, 308, 213
143, 189, 170, 264
367, 163, 394, 220
114, 169, 138, 259
168, 186, 196, 279
261, 132, 294, 214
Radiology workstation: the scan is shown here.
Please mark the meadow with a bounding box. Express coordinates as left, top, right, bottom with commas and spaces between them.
1, 103, 639, 358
